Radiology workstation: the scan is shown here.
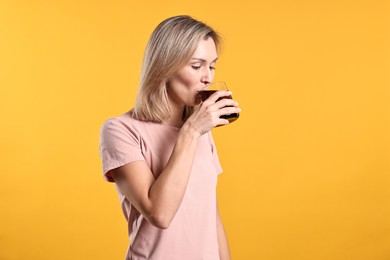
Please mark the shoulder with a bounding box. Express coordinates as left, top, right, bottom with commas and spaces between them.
100, 111, 145, 147
101, 111, 143, 136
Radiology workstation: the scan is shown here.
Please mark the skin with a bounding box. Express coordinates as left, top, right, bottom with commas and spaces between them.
111, 37, 239, 260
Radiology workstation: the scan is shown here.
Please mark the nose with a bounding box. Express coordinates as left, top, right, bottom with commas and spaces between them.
200, 67, 213, 85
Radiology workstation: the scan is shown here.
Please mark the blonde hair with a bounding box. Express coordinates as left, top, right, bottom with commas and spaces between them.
132, 15, 221, 122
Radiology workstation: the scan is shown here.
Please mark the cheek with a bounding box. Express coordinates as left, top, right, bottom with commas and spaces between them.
175, 70, 198, 87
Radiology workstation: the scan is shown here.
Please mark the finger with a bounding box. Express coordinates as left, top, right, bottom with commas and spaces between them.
214, 98, 238, 109
215, 118, 230, 127
217, 106, 241, 117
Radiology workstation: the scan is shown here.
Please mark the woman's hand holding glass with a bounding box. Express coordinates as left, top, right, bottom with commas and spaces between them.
185, 87, 241, 136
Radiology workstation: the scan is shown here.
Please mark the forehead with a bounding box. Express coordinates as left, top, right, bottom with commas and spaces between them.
191, 37, 218, 61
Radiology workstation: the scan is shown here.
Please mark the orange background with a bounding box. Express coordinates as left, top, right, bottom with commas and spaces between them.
1, 1, 389, 259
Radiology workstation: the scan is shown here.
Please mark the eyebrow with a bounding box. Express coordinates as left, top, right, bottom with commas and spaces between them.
191, 57, 219, 63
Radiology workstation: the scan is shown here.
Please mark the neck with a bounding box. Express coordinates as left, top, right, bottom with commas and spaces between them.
163, 103, 185, 128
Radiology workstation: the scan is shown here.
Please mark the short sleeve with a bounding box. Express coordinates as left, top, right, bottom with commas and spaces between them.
99, 118, 145, 182
207, 131, 223, 175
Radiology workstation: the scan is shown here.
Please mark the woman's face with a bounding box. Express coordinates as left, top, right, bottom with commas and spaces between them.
167, 37, 218, 107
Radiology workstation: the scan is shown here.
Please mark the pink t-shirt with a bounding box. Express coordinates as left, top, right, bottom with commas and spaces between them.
99, 111, 223, 260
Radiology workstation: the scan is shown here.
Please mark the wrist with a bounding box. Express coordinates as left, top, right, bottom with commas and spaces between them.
180, 121, 202, 140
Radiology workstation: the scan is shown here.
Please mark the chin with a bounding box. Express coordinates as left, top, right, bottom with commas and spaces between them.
182, 93, 201, 107
193, 93, 202, 105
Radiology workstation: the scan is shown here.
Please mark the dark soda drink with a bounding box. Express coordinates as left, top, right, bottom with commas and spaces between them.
198, 90, 239, 123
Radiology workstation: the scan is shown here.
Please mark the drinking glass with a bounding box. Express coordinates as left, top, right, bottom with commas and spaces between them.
198, 82, 239, 123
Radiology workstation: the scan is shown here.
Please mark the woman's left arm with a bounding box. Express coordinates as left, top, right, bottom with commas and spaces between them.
217, 202, 231, 260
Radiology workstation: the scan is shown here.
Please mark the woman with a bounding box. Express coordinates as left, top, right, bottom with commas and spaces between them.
100, 15, 240, 260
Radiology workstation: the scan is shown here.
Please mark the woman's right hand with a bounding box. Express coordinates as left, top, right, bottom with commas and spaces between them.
184, 90, 241, 136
